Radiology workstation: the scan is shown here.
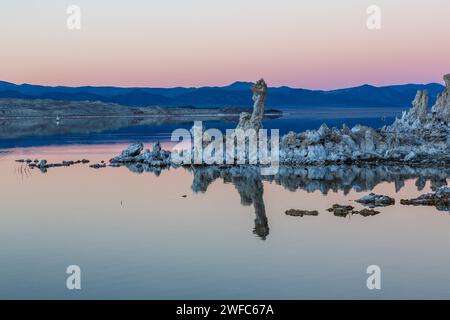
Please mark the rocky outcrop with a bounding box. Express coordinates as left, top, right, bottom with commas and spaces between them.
445, 74, 450, 88
110, 143, 144, 162
90, 163, 107, 169
26, 158, 90, 172
279, 73, 450, 165
391, 75, 450, 130
326, 204, 381, 217
279, 123, 386, 164
355, 193, 395, 207
353, 208, 380, 217
110, 142, 171, 167
37, 159, 47, 168
401, 90, 428, 125
431, 74, 450, 121
236, 79, 267, 131
326, 204, 354, 217
111, 73, 450, 170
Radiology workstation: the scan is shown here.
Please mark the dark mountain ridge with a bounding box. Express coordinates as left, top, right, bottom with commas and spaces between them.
0, 80, 445, 109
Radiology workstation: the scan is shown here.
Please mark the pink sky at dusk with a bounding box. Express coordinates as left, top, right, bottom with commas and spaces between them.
1, 0, 449, 89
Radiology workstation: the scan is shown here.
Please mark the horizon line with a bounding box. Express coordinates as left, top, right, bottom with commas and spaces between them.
0, 79, 446, 92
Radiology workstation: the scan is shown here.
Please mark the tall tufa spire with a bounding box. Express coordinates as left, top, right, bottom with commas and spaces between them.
444, 74, 450, 89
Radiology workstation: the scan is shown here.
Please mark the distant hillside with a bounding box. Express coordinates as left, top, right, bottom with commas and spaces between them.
0, 80, 445, 109
0, 98, 282, 119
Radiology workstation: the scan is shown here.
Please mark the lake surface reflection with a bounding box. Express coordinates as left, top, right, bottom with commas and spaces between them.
0, 107, 401, 148
1, 143, 450, 299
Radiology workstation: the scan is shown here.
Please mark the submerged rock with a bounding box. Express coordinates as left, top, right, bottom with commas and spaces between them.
285, 209, 319, 217
400, 186, 450, 211
355, 193, 395, 207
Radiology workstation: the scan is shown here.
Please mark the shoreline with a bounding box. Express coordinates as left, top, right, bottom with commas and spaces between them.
0, 111, 282, 121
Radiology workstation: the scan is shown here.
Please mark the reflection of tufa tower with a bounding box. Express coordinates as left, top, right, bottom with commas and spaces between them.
230, 175, 269, 240
190, 167, 269, 240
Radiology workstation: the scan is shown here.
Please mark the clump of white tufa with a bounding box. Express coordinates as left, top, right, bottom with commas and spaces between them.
278, 73, 450, 165
113, 73, 450, 170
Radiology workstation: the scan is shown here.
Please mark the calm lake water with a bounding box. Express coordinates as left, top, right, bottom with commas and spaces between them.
1, 107, 450, 299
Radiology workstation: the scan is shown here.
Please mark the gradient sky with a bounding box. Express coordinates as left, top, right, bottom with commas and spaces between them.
1, 0, 449, 89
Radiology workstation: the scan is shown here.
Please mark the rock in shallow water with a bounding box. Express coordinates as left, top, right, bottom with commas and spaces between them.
353, 208, 380, 217
355, 193, 395, 207
327, 203, 381, 217
26, 159, 90, 172
124, 143, 144, 157
110, 143, 144, 162
90, 163, 107, 169
326, 204, 354, 217
38, 160, 47, 168
110, 141, 171, 167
